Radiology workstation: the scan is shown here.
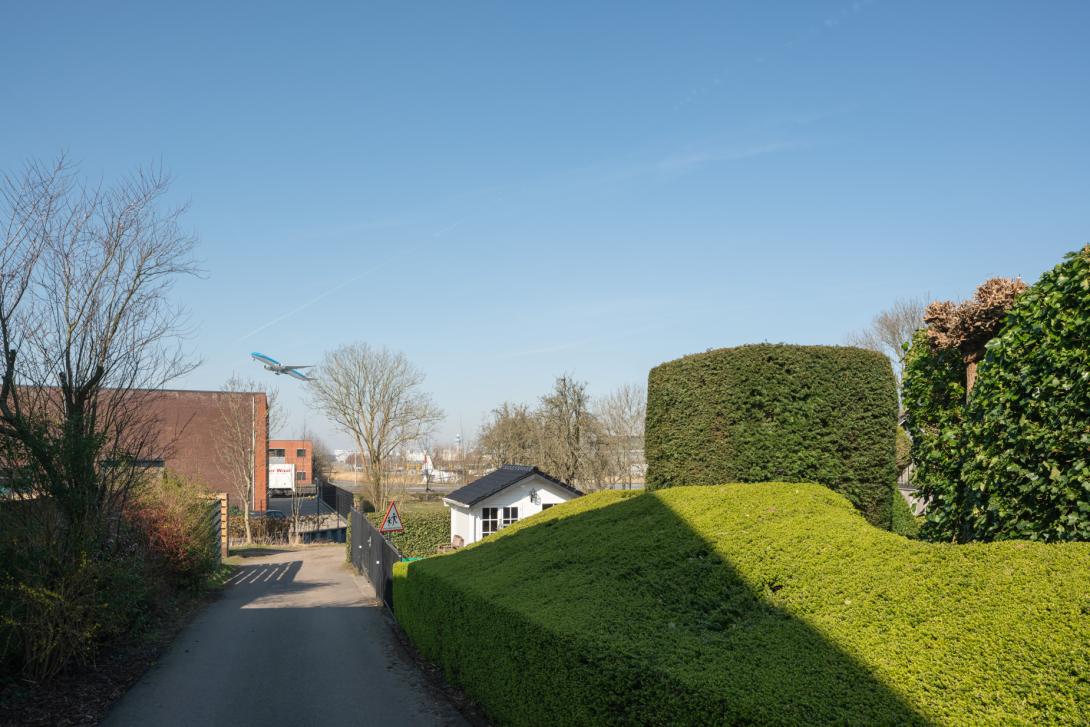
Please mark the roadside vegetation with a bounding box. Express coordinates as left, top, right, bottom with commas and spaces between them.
0, 158, 224, 721
367, 507, 448, 558
394, 484, 1089, 726
0, 473, 226, 723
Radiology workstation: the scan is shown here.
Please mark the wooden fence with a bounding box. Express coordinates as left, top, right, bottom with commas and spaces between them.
206, 492, 228, 560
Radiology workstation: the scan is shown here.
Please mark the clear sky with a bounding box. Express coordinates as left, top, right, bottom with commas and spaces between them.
2, 1, 1087, 448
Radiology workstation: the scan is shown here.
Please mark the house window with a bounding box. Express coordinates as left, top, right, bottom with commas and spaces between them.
296, 471, 307, 481
269, 448, 285, 458
541, 503, 554, 511
296, 448, 306, 458
482, 507, 499, 536
502, 506, 519, 527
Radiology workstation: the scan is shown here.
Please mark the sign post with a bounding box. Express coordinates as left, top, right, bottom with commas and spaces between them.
378, 500, 404, 534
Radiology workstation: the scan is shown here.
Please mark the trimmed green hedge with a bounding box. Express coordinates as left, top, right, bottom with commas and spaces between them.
367, 509, 448, 558
646, 344, 899, 525
393, 485, 1090, 726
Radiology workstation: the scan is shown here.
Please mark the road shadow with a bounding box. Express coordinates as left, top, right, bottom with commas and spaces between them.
228, 547, 295, 558
404, 491, 931, 725
224, 559, 304, 586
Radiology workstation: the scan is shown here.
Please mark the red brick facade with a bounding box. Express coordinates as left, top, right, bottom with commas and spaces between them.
145, 389, 270, 511
269, 439, 313, 488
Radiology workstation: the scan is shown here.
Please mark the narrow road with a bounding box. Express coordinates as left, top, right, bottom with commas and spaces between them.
104, 546, 468, 727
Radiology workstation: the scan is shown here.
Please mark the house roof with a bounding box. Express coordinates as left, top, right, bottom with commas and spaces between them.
443, 464, 582, 507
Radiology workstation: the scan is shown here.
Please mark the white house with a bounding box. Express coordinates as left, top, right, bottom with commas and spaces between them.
443, 464, 582, 546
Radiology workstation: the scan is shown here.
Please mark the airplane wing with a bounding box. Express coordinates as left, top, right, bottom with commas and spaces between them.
279, 365, 312, 370
251, 352, 281, 366
285, 369, 312, 381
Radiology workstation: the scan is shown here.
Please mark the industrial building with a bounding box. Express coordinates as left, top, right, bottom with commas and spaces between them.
268, 439, 314, 495
144, 389, 271, 512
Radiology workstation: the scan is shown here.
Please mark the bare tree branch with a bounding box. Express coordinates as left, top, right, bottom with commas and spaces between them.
846, 296, 928, 381
0, 156, 199, 556
308, 342, 442, 508
595, 383, 646, 489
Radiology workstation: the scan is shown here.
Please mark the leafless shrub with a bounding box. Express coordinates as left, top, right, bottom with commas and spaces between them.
924, 277, 1027, 391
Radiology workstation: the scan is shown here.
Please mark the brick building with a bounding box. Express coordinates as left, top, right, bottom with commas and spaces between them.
145, 389, 270, 511
268, 439, 313, 494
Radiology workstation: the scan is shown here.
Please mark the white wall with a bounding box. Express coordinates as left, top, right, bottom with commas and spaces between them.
449, 504, 475, 546
445, 474, 577, 545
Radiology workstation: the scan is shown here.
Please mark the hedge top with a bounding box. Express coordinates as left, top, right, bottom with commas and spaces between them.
645, 343, 898, 525
398, 484, 1090, 725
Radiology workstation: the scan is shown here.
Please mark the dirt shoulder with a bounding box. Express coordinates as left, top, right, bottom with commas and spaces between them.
0, 583, 225, 727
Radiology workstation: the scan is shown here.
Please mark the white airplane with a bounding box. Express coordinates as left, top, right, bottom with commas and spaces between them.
422, 451, 457, 484
251, 352, 313, 381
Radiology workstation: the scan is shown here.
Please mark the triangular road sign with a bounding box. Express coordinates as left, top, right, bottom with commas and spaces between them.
379, 500, 404, 533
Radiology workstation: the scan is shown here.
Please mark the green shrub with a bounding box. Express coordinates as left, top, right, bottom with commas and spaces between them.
394, 485, 1090, 726
0, 472, 218, 680
902, 330, 971, 540
905, 246, 1090, 542
960, 246, 1090, 541
646, 344, 899, 525
889, 490, 920, 538
367, 508, 448, 558
130, 474, 219, 591
895, 426, 912, 472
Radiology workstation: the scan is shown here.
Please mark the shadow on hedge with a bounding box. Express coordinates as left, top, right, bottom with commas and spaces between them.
395, 492, 929, 726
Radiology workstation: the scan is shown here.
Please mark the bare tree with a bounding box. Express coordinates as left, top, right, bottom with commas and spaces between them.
595, 383, 646, 489
215, 375, 280, 544
847, 297, 928, 381
478, 402, 541, 468
308, 342, 443, 508
310, 436, 334, 485
539, 375, 606, 489
0, 157, 198, 559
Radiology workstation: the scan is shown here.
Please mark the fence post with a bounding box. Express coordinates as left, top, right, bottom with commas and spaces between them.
219, 492, 229, 559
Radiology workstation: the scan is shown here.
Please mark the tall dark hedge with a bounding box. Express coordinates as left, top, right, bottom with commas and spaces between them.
645, 344, 899, 525
906, 246, 1090, 542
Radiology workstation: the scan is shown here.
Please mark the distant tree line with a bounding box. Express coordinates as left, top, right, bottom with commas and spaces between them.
478, 376, 645, 490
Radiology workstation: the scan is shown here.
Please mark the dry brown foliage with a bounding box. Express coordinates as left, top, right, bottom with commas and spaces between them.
924, 277, 1028, 363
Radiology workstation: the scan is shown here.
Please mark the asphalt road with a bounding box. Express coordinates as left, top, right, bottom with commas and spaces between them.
103, 546, 468, 727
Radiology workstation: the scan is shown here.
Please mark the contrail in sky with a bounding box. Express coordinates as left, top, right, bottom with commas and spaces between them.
236, 236, 437, 343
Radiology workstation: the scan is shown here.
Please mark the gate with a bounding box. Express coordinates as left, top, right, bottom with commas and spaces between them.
349, 508, 402, 609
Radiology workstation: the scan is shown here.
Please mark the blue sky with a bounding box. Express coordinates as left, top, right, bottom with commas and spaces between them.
2, 1, 1087, 447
